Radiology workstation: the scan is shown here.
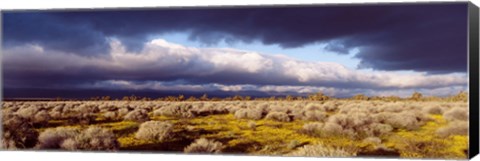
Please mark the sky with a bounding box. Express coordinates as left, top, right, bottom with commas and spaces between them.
1, 3, 470, 98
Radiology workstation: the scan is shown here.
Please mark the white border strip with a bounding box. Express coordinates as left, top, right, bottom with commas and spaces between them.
0, 0, 478, 161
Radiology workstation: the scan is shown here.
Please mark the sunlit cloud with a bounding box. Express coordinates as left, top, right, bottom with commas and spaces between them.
3, 38, 467, 97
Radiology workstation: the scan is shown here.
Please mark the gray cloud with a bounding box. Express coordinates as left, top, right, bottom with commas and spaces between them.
3, 38, 468, 96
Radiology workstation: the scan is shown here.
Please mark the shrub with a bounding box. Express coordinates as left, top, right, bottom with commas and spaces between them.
338, 112, 374, 128
302, 122, 324, 135
286, 144, 356, 157
363, 137, 382, 145
70, 113, 97, 125
411, 111, 434, 122
124, 110, 149, 122
135, 121, 174, 142
2, 115, 39, 149
32, 110, 51, 125
103, 111, 120, 121
268, 106, 289, 113
15, 106, 39, 119
292, 110, 305, 121
152, 108, 163, 117
255, 103, 270, 109
265, 112, 291, 122
234, 109, 250, 119
59, 139, 76, 150
234, 108, 263, 120
303, 111, 328, 121
323, 113, 391, 139
287, 140, 302, 150
74, 104, 100, 115
256, 103, 270, 113
37, 127, 79, 149
443, 108, 468, 122
63, 105, 98, 125
227, 105, 243, 114
186, 125, 196, 131
118, 108, 131, 117
60, 127, 119, 151
247, 121, 257, 130
305, 103, 323, 111
322, 122, 345, 136
370, 123, 393, 136
190, 104, 228, 116
15, 106, 52, 125
436, 121, 468, 137
322, 101, 340, 112
184, 138, 224, 154
379, 112, 426, 130
155, 104, 195, 118
373, 112, 389, 123
423, 105, 443, 115
379, 103, 404, 113
327, 114, 350, 127
49, 111, 63, 120
98, 104, 118, 112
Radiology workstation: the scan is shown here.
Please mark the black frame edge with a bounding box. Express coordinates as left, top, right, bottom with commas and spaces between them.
469, 1, 479, 159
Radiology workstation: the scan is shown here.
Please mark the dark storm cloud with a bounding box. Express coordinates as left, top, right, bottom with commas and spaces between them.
2, 13, 110, 55
2, 2, 468, 73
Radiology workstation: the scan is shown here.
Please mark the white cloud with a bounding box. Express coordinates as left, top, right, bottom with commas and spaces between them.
3, 38, 468, 97
90, 80, 467, 98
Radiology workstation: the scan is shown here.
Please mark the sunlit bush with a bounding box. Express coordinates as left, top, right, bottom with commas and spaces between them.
323, 112, 392, 139
2, 115, 39, 149
61, 127, 119, 151
124, 109, 149, 122
184, 138, 224, 154
436, 121, 468, 137
362, 137, 382, 145
135, 121, 174, 142
304, 110, 328, 121
155, 104, 195, 118
286, 144, 356, 157
302, 122, 324, 135
103, 111, 121, 121
375, 111, 428, 130
443, 108, 468, 122
234, 108, 263, 120
305, 103, 323, 111
265, 112, 291, 122
423, 105, 443, 115
37, 127, 79, 149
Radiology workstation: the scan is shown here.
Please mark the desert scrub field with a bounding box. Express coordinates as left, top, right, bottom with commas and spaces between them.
1, 100, 469, 159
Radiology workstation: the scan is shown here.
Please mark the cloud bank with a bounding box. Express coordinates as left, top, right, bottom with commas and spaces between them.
3, 38, 467, 97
